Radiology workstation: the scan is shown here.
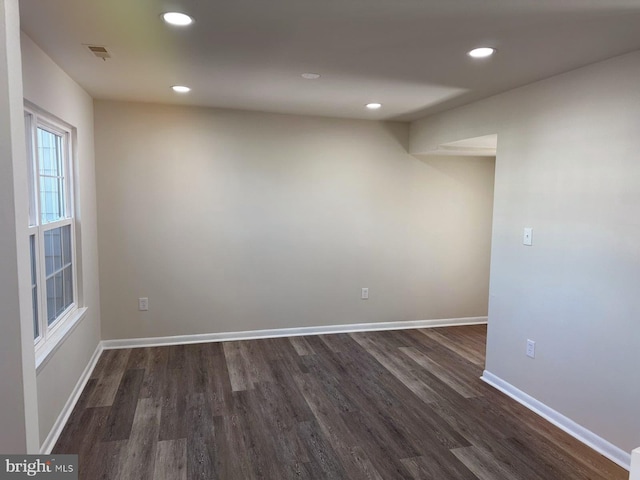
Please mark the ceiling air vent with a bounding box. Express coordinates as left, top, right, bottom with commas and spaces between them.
87, 45, 111, 60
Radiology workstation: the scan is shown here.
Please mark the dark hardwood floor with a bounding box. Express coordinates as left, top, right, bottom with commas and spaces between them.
53, 325, 628, 479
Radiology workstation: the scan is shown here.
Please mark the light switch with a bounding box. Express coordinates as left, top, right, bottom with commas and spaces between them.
138, 297, 149, 311
526, 339, 536, 358
523, 227, 533, 246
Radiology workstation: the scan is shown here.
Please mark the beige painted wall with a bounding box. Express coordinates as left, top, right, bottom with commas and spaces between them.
411, 51, 640, 455
21, 33, 101, 446
94, 101, 494, 340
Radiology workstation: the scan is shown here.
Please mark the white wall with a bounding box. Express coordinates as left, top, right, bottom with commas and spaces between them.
94, 101, 495, 340
631, 448, 640, 480
411, 51, 640, 457
0, 0, 38, 453
20, 33, 101, 446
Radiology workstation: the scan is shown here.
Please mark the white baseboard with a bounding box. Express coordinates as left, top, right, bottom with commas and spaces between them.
102, 316, 488, 350
39, 342, 104, 454
481, 370, 631, 471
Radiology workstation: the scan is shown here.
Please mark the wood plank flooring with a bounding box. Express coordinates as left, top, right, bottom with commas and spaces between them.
53, 325, 628, 479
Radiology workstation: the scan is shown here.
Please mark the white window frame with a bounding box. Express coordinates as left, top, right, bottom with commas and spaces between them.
25, 105, 82, 362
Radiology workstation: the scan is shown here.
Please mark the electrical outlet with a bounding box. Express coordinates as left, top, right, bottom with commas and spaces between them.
138, 297, 149, 311
361, 288, 369, 300
526, 339, 536, 358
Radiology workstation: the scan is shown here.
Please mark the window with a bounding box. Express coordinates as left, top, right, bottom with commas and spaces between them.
25, 107, 79, 356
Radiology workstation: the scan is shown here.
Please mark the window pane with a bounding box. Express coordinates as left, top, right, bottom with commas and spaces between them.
46, 276, 56, 324
32, 287, 39, 339
44, 228, 54, 274
44, 227, 63, 275
63, 266, 73, 310
37, 128, 65, 224
29, 235, 37, 286
29, 235, 39, 339
52, 228, 62, 271
44, 225, 74, 325
40, 176, 64, 223
62, 224, 72, 266
25, 114, 36, 227
54, 271, 64, 317
38, 128, 63, 176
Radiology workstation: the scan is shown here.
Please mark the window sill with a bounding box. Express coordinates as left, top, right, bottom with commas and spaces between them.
35, 307, 88, 374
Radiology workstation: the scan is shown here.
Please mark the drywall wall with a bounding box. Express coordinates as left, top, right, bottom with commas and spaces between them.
631, 448, 640, 480
94, 101, 494, 340
20, 33, 101, 446
0, 0, 39, 453
411, 51, 640, 456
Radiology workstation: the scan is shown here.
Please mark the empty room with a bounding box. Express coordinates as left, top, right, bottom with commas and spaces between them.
1, 0, 639, 479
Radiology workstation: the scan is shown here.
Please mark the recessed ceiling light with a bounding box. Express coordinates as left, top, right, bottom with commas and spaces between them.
468, 47, 496, 58
366, 103, 382, 110
162, 12, 194, 26
171, 85, 191, 93
301, 73, 321, 80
